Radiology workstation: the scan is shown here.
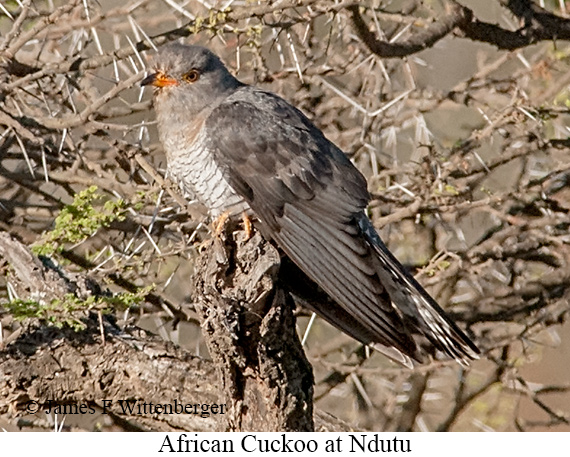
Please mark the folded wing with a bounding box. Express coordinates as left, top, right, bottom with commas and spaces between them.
206, 87, 478, 364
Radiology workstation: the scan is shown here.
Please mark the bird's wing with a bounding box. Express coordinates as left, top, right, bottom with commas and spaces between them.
206, 87, 421, 362
357, 215, 480, 364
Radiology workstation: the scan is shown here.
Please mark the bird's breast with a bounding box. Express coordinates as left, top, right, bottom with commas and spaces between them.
162, 124, 249, 217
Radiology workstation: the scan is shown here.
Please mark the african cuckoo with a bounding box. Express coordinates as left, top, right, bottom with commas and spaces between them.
141, 43, 479, 367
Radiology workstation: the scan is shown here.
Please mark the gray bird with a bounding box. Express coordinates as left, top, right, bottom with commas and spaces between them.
141, 43, 479, 367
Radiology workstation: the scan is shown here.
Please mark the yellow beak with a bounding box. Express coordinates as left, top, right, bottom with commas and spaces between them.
140, 72, 178, 87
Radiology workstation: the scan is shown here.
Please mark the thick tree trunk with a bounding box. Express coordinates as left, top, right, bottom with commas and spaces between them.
0, 231, 317, 432
192, 229, 314, 431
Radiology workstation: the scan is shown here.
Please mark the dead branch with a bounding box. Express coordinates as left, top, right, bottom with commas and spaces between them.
192, 228, 314, 432
350, 1, 570, 58
2, 0, 570, 432
0, 232, 344, 432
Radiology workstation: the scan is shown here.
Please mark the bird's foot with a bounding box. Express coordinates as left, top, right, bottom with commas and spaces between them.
212, 210, 231, 238
195, 211, 231, 253
208, 211, 231, 263
241, 212, 253, 241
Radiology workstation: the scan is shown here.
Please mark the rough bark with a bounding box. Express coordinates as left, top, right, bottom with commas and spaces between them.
0, 231, 319, 432
0, 317, 220, 431
192, 229, 314, 432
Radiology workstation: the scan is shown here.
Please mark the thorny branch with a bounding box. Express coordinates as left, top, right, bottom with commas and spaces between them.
0, 0, 569, 432
350, 0, 570, 58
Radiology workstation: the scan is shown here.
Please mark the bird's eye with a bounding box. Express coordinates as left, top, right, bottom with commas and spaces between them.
182, 69, 200, 83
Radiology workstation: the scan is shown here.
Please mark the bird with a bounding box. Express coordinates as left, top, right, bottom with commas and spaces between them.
141, 43, 480, 367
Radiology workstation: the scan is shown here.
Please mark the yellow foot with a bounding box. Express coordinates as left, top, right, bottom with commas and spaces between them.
242, 212, 253, 241
212, 210, 230, 238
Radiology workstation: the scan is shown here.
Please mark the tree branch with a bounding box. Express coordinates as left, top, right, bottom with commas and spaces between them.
192, 228, 314, 431
348, 3, 468, 58
0, 230, 318, 431
349, 1, 570, 58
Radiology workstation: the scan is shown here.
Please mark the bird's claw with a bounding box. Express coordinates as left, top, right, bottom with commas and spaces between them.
212, 211, 231, 238
242, 212, 253, 241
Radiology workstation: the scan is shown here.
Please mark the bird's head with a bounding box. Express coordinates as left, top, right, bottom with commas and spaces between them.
141, 43, 241, 119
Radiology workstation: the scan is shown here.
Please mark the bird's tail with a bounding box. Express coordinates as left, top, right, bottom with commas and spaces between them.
357, 214, 480, 365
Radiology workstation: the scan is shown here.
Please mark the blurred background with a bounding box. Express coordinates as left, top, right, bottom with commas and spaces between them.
0, 0, 569, 431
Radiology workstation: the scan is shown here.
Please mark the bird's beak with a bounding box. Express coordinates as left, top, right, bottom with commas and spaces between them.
140, 72, 178, 87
